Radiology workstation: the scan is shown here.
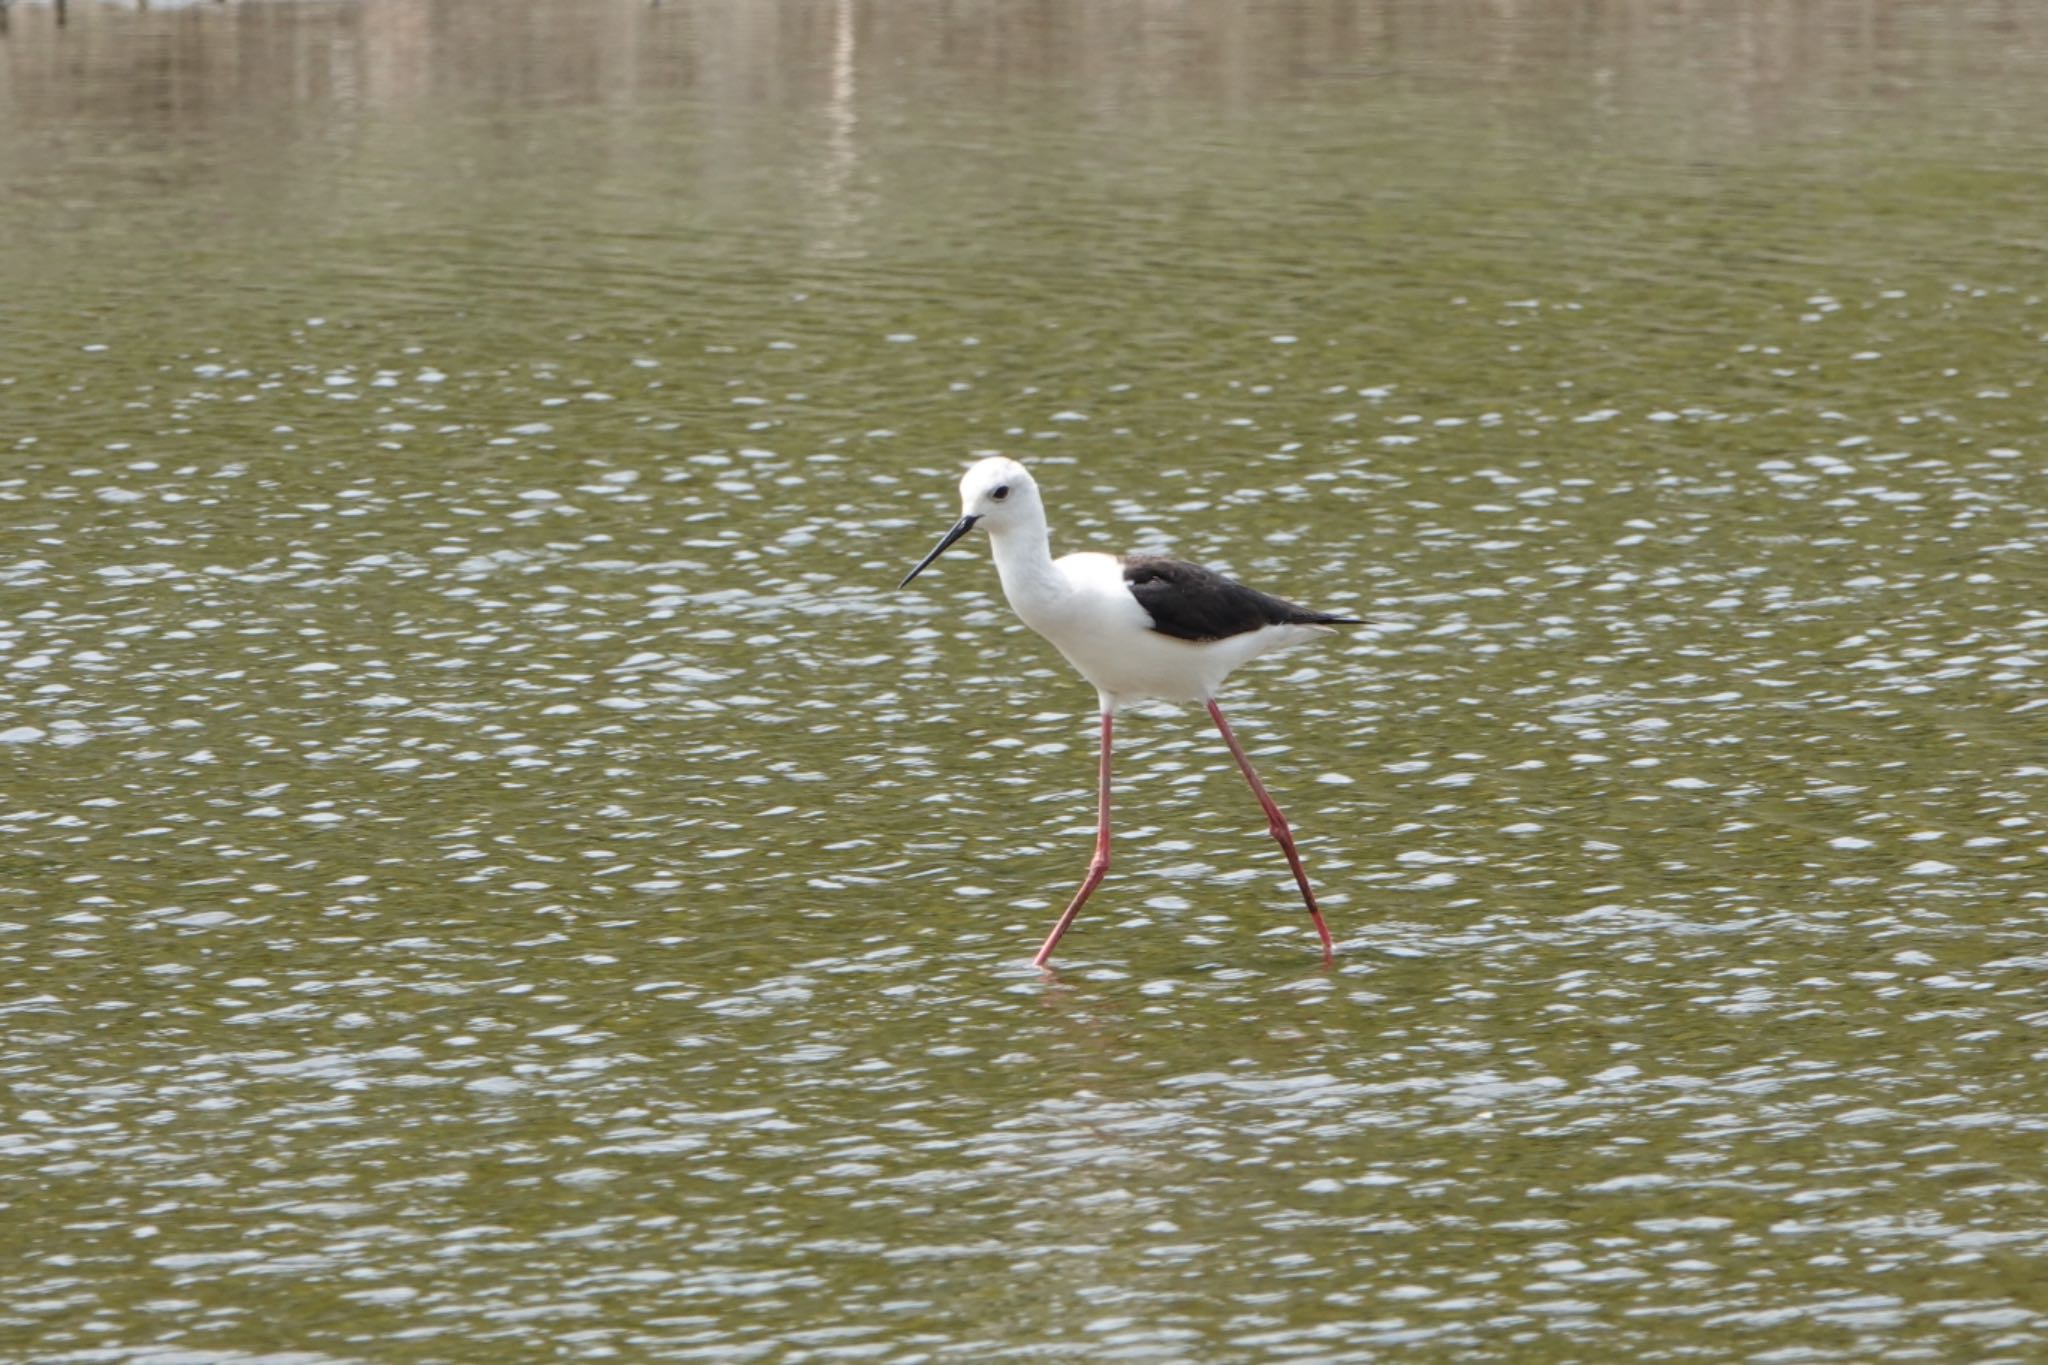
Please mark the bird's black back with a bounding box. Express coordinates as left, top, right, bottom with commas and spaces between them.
1121, 554, 1360, 643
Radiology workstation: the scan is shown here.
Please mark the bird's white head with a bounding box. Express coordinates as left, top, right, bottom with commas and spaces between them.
899, 456, 1041, 589
956, 455, 1039, 530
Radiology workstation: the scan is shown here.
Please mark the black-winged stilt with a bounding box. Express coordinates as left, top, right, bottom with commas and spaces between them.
898, 456, 1359, 968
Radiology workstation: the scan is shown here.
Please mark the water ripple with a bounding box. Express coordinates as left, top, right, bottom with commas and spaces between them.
6, 0, 2048, 1360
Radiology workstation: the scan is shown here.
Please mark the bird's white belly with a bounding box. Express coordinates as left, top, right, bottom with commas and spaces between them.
1009, 552, 1324, 708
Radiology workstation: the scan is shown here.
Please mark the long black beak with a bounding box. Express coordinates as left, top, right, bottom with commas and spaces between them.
898, 514, 979, 589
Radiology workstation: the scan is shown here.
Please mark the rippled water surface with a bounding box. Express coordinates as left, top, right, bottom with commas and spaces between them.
5, 0, 2048, 1359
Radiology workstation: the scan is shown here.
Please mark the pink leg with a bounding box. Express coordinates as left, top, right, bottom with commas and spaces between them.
1206, 699, 1336, 965
1033, 711, 1113, 968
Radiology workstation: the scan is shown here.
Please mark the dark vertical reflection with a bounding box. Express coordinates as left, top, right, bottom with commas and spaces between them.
2, 0, 2045, 132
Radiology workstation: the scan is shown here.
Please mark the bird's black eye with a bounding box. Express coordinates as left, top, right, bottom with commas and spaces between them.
992, 485, 1010, 502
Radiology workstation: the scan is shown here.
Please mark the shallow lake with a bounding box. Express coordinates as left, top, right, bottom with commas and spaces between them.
3, 0, 2047, 1359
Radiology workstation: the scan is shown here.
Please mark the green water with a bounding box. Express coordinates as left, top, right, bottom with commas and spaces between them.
3, 0, 2047, 1359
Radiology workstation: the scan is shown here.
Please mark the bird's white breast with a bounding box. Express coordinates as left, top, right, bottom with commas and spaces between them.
1003, 551, 1321, 709
1017, 551, 1151, 647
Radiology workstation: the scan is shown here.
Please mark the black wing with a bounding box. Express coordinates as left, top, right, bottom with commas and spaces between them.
1121, 555, 1360, 643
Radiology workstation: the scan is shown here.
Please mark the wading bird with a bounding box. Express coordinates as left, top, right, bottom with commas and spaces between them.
899, 457, 1358, 967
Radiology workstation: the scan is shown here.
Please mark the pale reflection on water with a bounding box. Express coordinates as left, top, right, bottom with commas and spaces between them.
3, 0, 2047, 1360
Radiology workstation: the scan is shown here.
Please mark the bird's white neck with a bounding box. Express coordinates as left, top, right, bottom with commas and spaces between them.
985, 512, 1068, 619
